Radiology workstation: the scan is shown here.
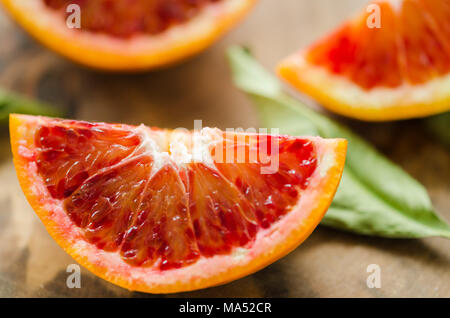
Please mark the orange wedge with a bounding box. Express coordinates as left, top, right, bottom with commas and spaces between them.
10, 114, 346, 293
1, 0, 256, 70
278, 0, 450, 121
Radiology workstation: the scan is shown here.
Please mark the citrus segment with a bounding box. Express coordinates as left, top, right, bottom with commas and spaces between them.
278, 0, 450, 121
10, 114, 346, 293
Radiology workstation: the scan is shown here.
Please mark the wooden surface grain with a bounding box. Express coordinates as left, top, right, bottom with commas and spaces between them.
0, 0, 449, 297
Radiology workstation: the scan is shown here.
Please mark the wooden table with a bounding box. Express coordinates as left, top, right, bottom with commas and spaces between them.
0, 0, 449, 297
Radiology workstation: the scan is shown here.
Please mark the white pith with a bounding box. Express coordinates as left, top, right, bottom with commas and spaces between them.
134, 125, 222, 178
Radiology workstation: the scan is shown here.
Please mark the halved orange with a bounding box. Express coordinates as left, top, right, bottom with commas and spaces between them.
278, 0, 450, 121
1, 0, 256, 71
10, 114, 346, 293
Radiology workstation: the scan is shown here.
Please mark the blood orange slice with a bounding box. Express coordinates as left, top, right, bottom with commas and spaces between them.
10, 114, 346, 293
1, 0, 256, 70
278, 0, 450, 121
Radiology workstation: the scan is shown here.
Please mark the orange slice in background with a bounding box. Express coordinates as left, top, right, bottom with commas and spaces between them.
278, 0, 450, 121
10, 114, 346, 293
1, 0, 256, 71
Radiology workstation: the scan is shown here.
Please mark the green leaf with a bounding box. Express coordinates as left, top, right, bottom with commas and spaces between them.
227, 46, 450, 239
0, 89, 63, 126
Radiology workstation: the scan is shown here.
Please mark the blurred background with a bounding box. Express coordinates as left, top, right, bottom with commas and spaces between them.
0, 0, 449, 297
